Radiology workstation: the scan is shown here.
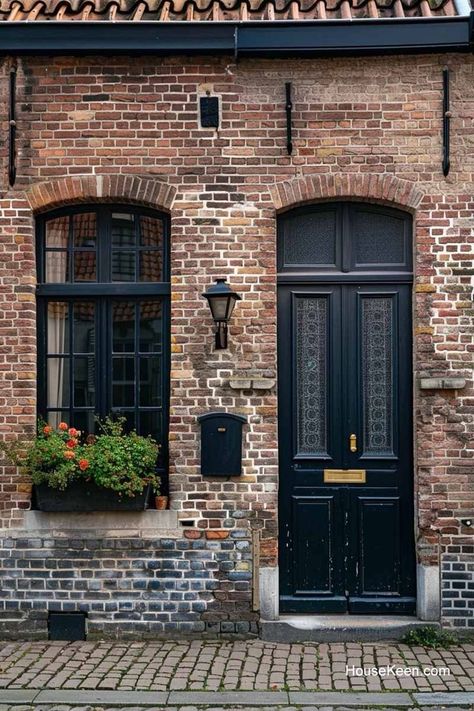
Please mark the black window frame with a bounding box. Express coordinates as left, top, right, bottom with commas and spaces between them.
36, 203, 170, 489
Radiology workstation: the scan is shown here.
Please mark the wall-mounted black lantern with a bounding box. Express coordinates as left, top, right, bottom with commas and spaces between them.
202, 278, 241, 350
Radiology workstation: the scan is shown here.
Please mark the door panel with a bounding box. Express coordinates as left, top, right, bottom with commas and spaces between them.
278, 204, 415, 614
353, 493, 401, 595
292, 495, 335, 595
284, 487, 347, 611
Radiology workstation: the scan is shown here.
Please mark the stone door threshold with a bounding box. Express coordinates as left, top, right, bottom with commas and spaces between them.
261, 615, 436, 642
1, 689, 472, 707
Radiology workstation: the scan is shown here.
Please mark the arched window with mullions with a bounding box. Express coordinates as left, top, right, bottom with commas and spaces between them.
36, 204, 170, 479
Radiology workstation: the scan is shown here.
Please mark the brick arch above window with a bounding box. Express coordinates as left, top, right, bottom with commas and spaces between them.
270, 174, 424, 214
25, 175, 176, 214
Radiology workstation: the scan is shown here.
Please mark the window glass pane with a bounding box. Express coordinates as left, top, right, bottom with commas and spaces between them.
139, 251, 162, 282
140, 216, 163, 248
139, 301, 162, 352
73, 212, 96, 249
353, 211, 405, 267
47, 411, 69, 429
113, 301, 135, 353
282, 210, 337, 268
112, 252, 135, 282
139, 357, 161, 406
72, 411, 95, 437
139, 411, 162, 442
47, 302, 69, 355
46, 216, 69, 248
112, 410, 136, 433
111, 213, 136, 247
74, 251, 96, 282
47, 358, 70, 408
73, 302, 95, 354
46, 251, 69, 283
45, 216, 69, 283
74, 357, 95, 407
112, 357, 135, 407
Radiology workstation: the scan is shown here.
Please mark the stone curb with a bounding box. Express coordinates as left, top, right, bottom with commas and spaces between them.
0, 689, 473, 707
289, 692, 411, 706
169, 692, 289, 705
0, 692, 38, 703
414, 691, 474, 706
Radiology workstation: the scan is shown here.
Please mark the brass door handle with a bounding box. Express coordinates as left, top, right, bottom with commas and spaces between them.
349, 433, 357, 453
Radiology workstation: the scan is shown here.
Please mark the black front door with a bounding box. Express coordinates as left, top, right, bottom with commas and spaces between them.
278, 203, 416, 614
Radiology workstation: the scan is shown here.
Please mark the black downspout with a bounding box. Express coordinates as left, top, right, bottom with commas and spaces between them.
442, 67, 450, 178
8, 65, 17, 187
234, 25, 239, 61
285, 82, 293, 156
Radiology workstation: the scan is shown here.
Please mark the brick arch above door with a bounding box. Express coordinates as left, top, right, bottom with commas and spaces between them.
270, 174, 424, 213
25, 175, 176, 214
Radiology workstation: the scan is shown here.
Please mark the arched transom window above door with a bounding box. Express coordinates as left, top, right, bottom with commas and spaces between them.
36, 205, 170, 471
278, 202, 412, 275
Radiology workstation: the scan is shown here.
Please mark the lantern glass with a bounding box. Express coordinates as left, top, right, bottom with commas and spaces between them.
203, 279, 241, 320
209, 295, 231, 322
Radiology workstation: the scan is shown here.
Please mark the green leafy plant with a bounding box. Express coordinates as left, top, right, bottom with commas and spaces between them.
401, 625, 457, 649
88, 417, 160, 497
0, 417, 160, 498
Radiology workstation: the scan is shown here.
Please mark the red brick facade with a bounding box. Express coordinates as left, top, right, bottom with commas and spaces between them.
0, 53, 473, 629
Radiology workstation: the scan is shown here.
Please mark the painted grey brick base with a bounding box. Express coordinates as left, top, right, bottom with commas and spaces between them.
0, 531, 258, 639
441, 550, 474, 629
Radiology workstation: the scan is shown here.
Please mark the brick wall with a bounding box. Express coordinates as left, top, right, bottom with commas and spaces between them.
0, 52, 473, 631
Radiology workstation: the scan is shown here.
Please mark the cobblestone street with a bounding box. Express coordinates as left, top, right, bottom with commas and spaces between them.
0, 640, 473, 694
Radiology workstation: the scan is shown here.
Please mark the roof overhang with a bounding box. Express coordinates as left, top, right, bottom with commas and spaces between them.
1, 15, 473, 56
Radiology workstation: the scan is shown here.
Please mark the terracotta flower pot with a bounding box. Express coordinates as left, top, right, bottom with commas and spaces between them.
155, 495, 168, 510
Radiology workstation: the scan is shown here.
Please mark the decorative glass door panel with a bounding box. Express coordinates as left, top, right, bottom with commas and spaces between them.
360, 296, 394, 457
295, 296, 329, 458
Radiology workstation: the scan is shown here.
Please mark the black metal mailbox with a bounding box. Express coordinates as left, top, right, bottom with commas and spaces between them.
198, 412, 247, 477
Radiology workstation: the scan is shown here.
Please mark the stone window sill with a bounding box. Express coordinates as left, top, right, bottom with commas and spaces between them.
9, 509, 180, 537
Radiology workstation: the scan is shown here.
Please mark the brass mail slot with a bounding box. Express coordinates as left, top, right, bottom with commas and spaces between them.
324, 469, 366, 484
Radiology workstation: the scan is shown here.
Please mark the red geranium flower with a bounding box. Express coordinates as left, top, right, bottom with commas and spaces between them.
79, 459, 89, 471
68, 427, 79, 437
43, 425, 52, 435
58, 422, 68, 431
66, 439, 77, 449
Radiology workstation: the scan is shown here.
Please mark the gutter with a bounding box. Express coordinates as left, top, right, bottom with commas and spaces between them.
0, 15, 473, 56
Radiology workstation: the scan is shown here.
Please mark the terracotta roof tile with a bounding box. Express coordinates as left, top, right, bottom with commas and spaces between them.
0, 0, 459, 21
